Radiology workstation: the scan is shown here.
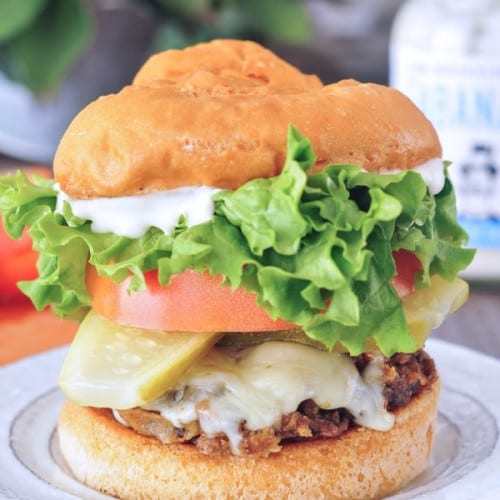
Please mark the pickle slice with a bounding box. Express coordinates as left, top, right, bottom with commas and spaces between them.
403, 275, 469, 348
217, 328, 328, 351
58, 311, 221, 409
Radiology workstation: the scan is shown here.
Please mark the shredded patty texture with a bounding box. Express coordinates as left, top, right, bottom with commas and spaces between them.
117, 350, 437, 457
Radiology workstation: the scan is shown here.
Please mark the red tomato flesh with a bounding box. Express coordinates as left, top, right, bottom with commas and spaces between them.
88, 249, 421, 332
87, 268, 295, 332
391, 249, 422, 297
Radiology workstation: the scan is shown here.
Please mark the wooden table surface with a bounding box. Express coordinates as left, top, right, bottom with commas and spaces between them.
0, 303, 78, 365
434, 280, 500, 359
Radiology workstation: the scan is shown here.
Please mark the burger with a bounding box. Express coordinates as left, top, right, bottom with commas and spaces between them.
0, 40, 474, 499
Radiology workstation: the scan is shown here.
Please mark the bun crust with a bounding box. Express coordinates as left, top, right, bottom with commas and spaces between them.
58, 377, 439, 500
53, 41, 441, 199
133, 39, 322, 89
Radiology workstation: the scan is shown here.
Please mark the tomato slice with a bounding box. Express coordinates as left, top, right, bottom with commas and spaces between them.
87, 250, 422, 332
87, 268, 295, 332
391, 249, 422, 297
86, 250, 422, 332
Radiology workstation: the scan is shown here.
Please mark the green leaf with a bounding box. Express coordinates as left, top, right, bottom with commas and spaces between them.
214, 127, 312, 256
326, 284, 360, 326
3, 0, 93, 93
0, 0, 46, 42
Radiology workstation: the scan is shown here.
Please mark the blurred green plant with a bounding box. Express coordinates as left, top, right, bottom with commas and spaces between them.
150, 0, 313, 50
0, 0, 93, 95
0, 0, 313, 96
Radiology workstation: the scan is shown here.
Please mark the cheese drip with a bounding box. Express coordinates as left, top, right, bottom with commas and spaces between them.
142, 341, 394, 454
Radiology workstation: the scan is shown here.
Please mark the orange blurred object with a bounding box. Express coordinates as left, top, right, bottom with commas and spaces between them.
0, 304, 77, 365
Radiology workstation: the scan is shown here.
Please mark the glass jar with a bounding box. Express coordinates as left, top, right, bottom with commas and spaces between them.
389, 0, 500, 264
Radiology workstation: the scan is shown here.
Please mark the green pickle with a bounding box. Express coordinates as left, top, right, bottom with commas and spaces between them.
58, 311, 221, 409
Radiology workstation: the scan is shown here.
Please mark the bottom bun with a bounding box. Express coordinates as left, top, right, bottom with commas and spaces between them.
58, 377, 439, 500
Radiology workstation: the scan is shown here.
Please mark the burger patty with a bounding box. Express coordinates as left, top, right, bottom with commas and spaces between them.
116, 349, 437, 457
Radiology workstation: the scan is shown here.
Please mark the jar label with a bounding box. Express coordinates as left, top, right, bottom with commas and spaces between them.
390, 46, 500, 247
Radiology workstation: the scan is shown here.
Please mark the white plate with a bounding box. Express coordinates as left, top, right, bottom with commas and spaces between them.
0, 339, 499, 500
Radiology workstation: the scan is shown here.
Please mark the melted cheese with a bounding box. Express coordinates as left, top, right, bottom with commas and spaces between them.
142, 341, 394, 454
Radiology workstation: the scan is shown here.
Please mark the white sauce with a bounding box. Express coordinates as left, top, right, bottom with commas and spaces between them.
56, 184, 221, 238
112, 409, 130, 427
408, 158, 446, 194
55, 158, 445, 239
142, 341, 394, 454
380, 158, 446, 195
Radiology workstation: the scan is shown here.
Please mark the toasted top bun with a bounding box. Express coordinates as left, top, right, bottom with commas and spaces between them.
57, 377, 439, 500
133, 38, 323, 89
54, 40, 441, 199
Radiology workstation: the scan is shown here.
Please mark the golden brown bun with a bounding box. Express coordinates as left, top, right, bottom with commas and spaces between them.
133, 39, 322, 89
54, 40, 441, 199
57, 377, 439, 500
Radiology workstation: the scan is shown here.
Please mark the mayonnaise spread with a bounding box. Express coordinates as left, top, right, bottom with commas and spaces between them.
55, 184, 221, 238
391, 158, 446, 195
55, 158, 445, 239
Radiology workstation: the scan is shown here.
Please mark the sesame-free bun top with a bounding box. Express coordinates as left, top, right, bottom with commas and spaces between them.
54, 40, 441, 199
132, 39, 322, 89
